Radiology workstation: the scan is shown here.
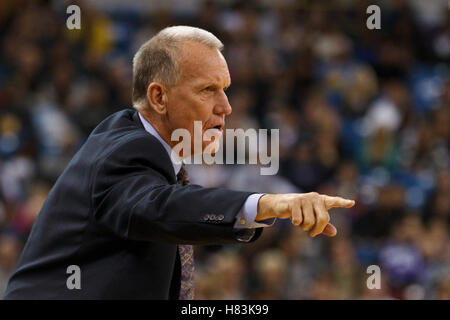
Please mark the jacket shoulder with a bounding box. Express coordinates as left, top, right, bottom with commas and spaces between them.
88, 109, 176, 184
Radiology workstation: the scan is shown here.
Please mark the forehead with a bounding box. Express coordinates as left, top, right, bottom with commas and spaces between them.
177, 41, 230, 86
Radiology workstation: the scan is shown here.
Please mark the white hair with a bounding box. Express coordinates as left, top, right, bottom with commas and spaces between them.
132, 26, 224, 110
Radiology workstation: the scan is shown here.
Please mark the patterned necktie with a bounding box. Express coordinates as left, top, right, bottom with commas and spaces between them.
176, 164, 195, 300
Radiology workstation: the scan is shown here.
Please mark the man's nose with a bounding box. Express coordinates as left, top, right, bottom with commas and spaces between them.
215, 91, 232, 116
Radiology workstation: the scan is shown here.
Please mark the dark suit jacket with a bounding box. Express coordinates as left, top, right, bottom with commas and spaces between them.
4, 109, 262, 299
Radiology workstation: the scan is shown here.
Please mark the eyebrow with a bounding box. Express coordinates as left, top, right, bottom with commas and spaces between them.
196, 79, 231, 90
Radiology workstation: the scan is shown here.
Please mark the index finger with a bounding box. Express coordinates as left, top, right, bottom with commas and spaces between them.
322, 195, 355, 210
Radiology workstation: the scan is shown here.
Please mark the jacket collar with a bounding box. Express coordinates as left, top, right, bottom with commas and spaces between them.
132, 110, 183, 176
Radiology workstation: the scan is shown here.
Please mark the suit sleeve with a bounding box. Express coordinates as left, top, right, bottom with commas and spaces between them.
90, 135, 262, 245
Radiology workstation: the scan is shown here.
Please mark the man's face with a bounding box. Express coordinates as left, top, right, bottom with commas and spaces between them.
165, 41, 232, 155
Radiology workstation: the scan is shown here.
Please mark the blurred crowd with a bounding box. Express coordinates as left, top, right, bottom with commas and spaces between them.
0, 0, 449, 299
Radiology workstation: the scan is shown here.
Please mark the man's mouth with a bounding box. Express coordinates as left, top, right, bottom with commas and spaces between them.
207, 124, 223, 132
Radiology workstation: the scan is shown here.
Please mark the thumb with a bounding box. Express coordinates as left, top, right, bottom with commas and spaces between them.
321, 223, 337, 237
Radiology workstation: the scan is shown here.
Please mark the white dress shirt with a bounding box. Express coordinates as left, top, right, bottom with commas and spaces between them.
138, 113, 275, 236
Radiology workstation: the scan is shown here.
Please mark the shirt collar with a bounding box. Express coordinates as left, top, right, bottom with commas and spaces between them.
138, 112, 182, 176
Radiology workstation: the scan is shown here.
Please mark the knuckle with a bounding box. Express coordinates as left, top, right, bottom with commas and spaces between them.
307, 192, 320, 203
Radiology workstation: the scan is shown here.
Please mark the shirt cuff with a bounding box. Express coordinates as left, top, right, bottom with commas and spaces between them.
233, 193, 276, 229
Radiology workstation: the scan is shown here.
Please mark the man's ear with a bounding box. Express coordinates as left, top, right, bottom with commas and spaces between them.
146, 82, 168, 115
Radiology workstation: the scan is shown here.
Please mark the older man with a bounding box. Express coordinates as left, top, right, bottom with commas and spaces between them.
4, 26, 354, 299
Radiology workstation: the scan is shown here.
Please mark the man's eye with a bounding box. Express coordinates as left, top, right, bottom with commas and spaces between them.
203, 86, 215, 92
